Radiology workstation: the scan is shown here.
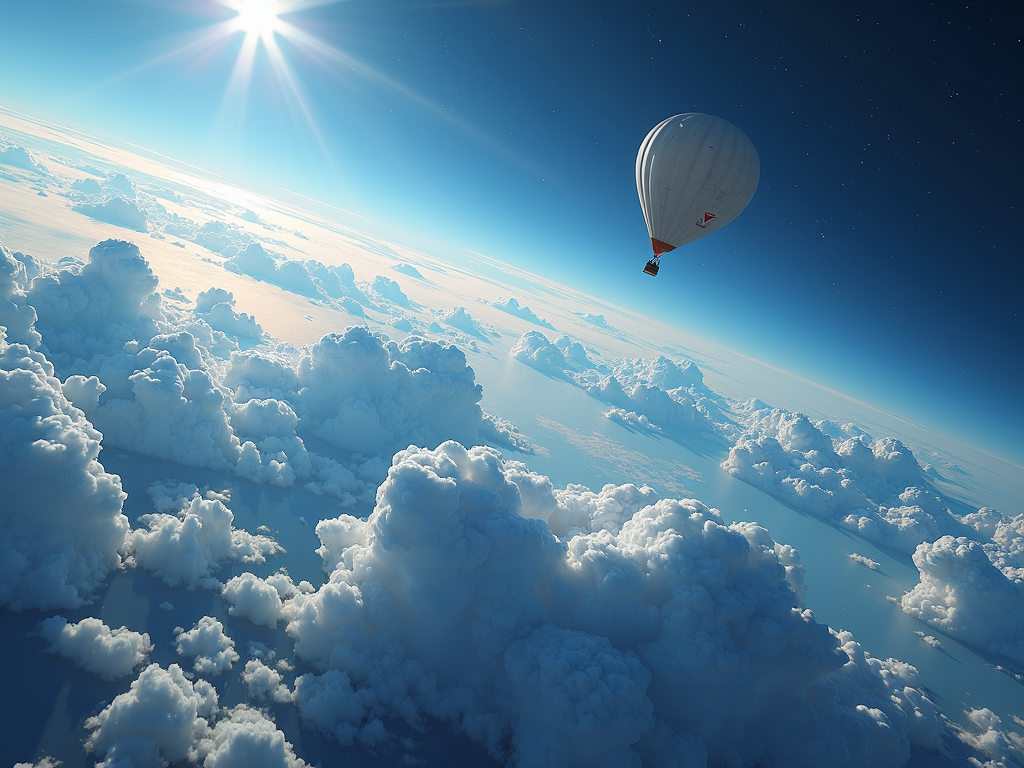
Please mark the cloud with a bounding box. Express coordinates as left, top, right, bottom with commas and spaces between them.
504, 624, 653, 768
371, 275, 410, 306
85, 663, 217, 768
722, 406, 963, 553
0, 144, 45, 173
241, 659, 292, 704
959, 507, 1024, 581
848, 552, 881, 571
511, 333, 726, 442
439, 306, 485, 336
276, 441, 942, 766
128, 485, 281, 589
39, 616, 152, 680
224, 243, 364, 306
0, 330, 129, 611
576, 311, 611, 329
12, 759, 61, 768
0, 244, 41, 349
900, 536, 1024, 666
194, 704, 308, 768
390, 262, 423, 278
28, 239, 161, 370
950, 708, 1024, 768
175, 616, 240, 675
297, 327, 484, 456
222, 570, 297, 628
510, 330, 573, 376
604, 407, 665, 435
492, 297, 554, 329
72, 197, 149, 232
195, 288, 263, 339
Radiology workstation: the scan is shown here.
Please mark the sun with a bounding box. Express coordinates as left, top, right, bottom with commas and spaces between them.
232, 0, 280, 39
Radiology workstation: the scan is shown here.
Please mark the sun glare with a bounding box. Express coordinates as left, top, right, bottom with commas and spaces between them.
234, 0, 280, 38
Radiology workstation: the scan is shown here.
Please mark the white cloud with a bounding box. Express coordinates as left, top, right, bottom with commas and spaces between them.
0, 330, 129, 611
0, 144, 46, 172
195, 289, 263, 339
241, 659, 292, 703
194, 704, 307, 768
222, 571, 295, 628
604, 407, 665, 435
439, 306, 484, 336
12, 758, 61, 768
722, 406, 962, 553
72, 197, 148, 232
390, 263, 423, 279
900, 536, 1024, 666
950, 708, 1024, 768
492, 297, 554, 328
510, 330, 572, 376
175, 616, 240, 675
85, 663, 217, 768
959, 507, 1024, 581
40, 616, 152, 680
505, 624, 653, 768
0, 244, 41, 348
297, 327, 484, 456
511, 334, 725, 440
276, 441, 942, 766
848, 552, 881, 570
128, 486, 281, 589
27, 238, 160, 371
371, 275, 409, 306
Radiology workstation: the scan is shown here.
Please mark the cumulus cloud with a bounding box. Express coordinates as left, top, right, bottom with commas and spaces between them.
194, 704, 308, 768
40, 616, 152, 680
225, 243, 362, 306
900, 536, 1024, 666
511, 333, 725, 441
195, 288, 263, 340
0, 244, 41, 348
85, 663, 217, 768
12, 759, 60, 768
492, 297, 554, 328
390, 262, 423, 279
73, 197, 148, 232
297, 327, 484, 456
275, 442, 942, 766
241, 659, 292, 704
0, 329, 129, 611
848, 552, 881, 571
175, 616, 240, 675
950, 708, 1024, 768
722, 406, 966, 554
0, 144, 45, 172
604, 407, 665, 435
371, 275, 409, 306
439, 306, 484, 336
959, 507, 1024, 582
222, 570, 297, 628
510, 330, 573, 376
128, 486, 281, 589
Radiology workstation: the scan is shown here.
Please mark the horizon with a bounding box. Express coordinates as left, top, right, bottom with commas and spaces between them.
2, 96, 1021, 469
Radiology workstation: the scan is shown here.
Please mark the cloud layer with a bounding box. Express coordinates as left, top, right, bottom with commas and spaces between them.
0, 328, 129, 611
277, 441, 941, 766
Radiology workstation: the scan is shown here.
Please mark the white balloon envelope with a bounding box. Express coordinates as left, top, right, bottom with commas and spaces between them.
636, 113, 759, 275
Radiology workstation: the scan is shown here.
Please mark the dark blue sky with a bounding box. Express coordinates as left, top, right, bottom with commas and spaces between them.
1, 0, 1022, 460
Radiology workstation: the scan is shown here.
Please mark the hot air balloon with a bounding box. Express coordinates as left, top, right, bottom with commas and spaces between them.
636, 113, 760, 276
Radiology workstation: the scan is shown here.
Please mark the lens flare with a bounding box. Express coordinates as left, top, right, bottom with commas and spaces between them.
233, 0, 280, 39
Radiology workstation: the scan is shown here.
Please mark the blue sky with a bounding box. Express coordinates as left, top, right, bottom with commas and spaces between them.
0, 0, 1021, 461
